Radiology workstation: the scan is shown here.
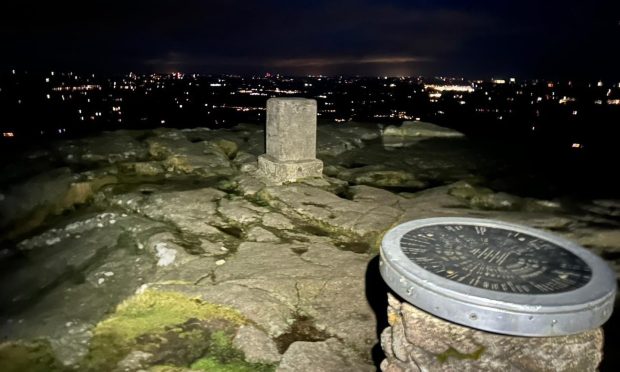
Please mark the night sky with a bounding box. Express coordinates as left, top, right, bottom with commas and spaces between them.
1, 0, 619, 78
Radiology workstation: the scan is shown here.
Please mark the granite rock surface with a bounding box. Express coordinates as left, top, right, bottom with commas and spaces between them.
0, 122, 618, 371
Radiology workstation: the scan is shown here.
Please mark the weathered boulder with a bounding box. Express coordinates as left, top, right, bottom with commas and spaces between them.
0, 167, 76, 229
337, 165, 427, 189
383, 121, 464, 139
0, 167, 117, 239
348, 185, 407, 207
146, 131, 234, 177
448, 181, 562, 212
214, 139, 239, 159
118, 161, 165, 177
317, 123, 380, 157
470, 191, 524, 210
56, 131, 148, 165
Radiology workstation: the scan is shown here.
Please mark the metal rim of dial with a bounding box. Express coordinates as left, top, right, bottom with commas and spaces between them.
380, 217, 617, 336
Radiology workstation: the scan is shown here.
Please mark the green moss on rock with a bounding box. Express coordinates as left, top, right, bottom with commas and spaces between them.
189, 332, 275, 372
84, 290, 246, 370
94, 290, 245, 341
252, 189, 277, 208
353, 170, 422, 188
448, 182, 524, 211
215, 140, 239, 160
217, 178, 239, 193
447, 182, 493, 201
0, 340, 65, 372
436, 346, 485, 363
190, 357, 274, 372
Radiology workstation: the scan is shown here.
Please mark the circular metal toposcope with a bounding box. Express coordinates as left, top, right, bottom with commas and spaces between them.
380, 217, 617, 336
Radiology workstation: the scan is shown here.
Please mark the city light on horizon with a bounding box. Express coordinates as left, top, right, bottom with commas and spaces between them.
2, 71, 619, 151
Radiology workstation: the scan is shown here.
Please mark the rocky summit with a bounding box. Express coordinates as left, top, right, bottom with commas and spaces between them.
0, 121, 619, 372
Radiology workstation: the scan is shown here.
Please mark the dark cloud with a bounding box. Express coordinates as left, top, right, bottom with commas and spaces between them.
1, 0, 618, 78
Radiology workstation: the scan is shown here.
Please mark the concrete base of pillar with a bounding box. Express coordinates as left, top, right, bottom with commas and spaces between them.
257, 155, 323, 184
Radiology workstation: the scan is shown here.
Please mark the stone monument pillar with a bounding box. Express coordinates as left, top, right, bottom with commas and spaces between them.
257, 98, 323, 184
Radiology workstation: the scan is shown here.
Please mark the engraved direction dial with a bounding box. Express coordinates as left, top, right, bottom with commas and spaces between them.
400, 224, 592, 294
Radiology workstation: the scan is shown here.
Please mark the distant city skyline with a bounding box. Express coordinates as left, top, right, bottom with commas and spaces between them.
2, 71, 619, 145
1, 1, 619, 79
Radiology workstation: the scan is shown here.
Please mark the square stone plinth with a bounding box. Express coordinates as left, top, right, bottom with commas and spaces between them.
258, 155, 323, 184
265, 98, 317, 162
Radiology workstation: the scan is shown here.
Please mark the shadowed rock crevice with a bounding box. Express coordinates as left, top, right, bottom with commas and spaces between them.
290, 246, 309, 256
273, 314, 330, 354
214, 225, 244, 240
336, 190, 354, 201
297, 224, 331, 237
365, 255, 390, 369
336, 241, 371, 254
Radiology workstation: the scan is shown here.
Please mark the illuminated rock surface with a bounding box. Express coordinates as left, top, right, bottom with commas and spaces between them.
383, 120, 465, 139
0, 122, 618, 371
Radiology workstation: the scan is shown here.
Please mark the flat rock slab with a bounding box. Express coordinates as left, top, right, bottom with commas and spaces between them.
258, 184, 402, 240
202, 241, 377, 351
278, 338, 374, 372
